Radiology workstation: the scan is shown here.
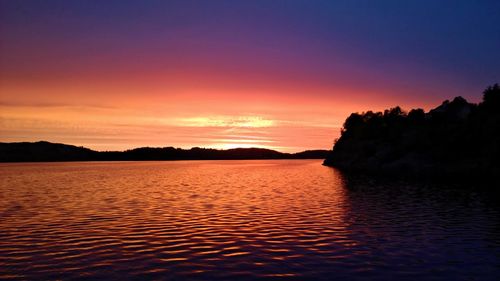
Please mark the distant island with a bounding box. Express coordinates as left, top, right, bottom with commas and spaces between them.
324, 84, 500, 181
0, 141, 329, 162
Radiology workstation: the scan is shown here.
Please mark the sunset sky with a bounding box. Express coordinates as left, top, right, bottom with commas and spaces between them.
1, 0, 499, 152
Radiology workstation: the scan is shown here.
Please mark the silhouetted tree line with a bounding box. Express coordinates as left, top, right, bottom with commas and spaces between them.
324, 84, 500, 180
0, 141, 329, 162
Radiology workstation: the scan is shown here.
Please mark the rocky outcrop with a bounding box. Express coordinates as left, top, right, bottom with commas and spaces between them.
323, 84, 500, 181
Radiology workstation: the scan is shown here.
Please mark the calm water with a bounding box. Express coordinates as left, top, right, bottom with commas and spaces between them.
1, 160, 499, 280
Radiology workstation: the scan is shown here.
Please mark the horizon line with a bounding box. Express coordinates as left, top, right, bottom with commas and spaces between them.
0, 140, 331, 154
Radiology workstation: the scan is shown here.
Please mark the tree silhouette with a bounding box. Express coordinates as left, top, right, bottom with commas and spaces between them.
482, 83, 500, 110
324, 84, 500, 182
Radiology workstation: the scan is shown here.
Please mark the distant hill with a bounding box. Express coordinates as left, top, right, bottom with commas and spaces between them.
0, 141, 99, 162
0, 141, 330, 162
324, 84, 500, 181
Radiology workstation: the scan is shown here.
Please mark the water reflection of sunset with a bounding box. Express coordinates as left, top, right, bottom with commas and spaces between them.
3, 160, 497, 279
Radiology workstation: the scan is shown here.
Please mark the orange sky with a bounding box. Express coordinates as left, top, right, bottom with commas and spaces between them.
0, 75, 440, 152
1, 1, 497, 152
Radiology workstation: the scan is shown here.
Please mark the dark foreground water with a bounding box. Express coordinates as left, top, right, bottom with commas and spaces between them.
0, 160, 499, 280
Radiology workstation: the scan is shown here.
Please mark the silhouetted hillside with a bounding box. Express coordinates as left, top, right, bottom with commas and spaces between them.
0, 141, 329, 162
324, 84, 500, 181
0, 141, 99, 162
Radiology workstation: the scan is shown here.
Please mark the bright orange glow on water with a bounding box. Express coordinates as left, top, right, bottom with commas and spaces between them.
1, 160, 499, 280
0, 160, 351, 279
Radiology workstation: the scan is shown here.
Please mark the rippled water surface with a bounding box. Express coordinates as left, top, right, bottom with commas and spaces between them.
1, 160, 499, 280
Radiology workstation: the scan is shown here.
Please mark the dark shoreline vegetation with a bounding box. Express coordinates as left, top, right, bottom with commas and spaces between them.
0, 141, 329, 162
324, 84, 500, 182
